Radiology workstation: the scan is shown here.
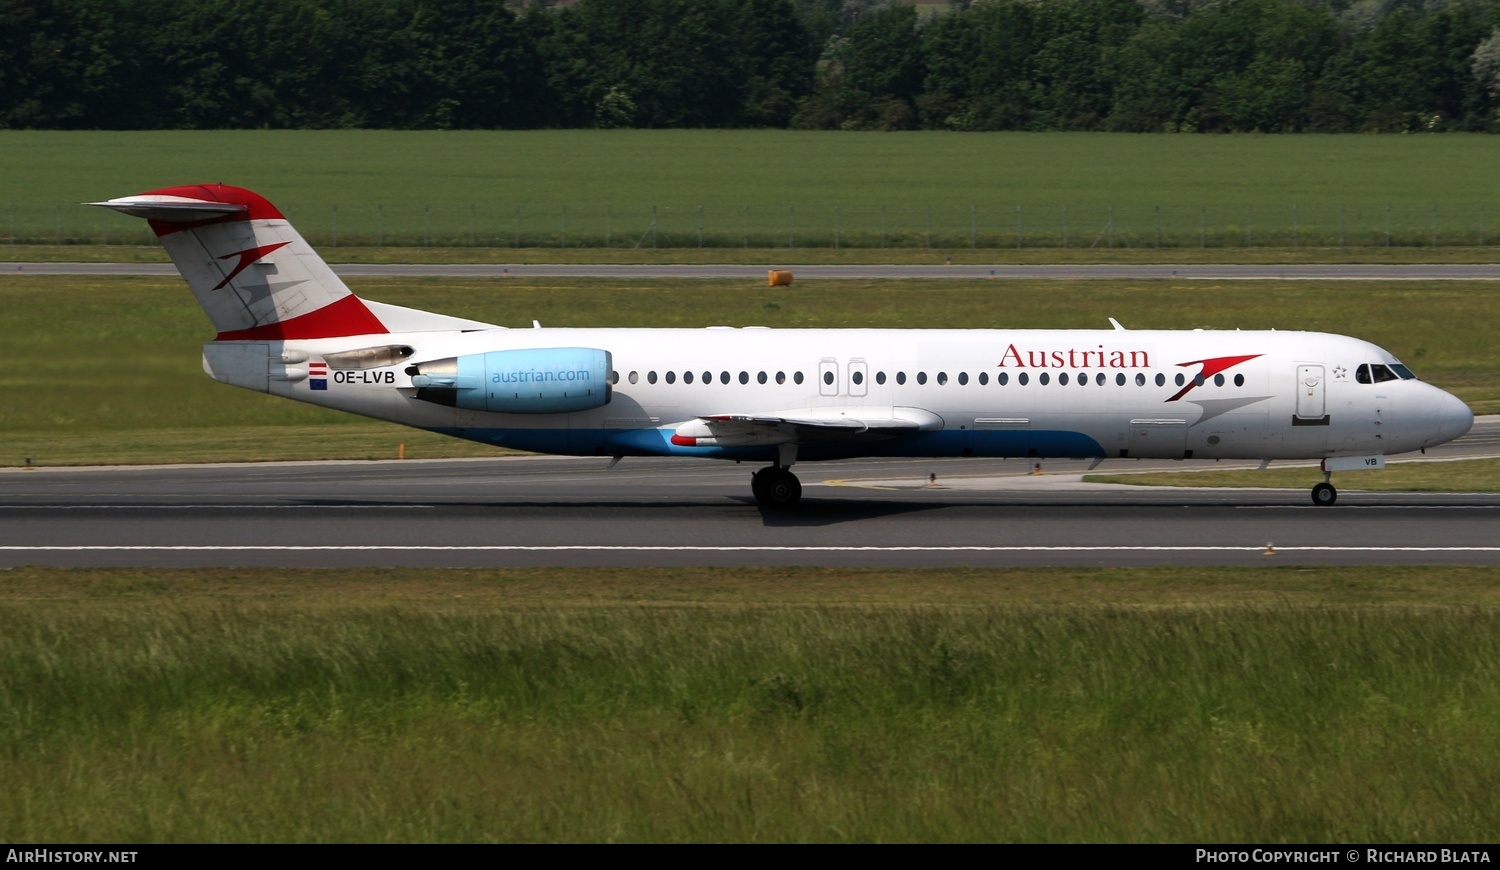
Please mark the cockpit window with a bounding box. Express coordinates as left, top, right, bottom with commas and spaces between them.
1356, 363, 1402, 384
1389, 363, 1417, 380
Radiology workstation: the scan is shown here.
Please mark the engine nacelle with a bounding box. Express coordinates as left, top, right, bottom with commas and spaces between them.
408, 347, 612, 414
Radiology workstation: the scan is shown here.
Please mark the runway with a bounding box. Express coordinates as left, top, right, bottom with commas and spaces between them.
4, 417, 1497, 568
13, 262, 1500, 280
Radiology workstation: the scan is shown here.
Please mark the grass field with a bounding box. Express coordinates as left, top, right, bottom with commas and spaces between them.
3, 275, 1494, 467
4, 566, 1499, 843
6, 131, 1500, 247
7, 130, 1500, 208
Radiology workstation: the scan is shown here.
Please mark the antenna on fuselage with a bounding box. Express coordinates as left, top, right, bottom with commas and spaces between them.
1108, 317, 1126, 331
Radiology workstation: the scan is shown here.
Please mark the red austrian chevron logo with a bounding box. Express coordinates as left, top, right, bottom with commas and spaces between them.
212, 241, 291, 290
1166, 354, 1263, 402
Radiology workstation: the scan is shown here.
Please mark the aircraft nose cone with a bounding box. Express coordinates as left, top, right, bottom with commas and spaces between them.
1433, 390, 1474, 446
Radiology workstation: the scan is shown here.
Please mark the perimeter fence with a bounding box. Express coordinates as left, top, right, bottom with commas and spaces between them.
13, 202, 1500, 249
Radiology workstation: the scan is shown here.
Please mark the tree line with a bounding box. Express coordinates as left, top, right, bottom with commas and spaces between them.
5, 0, 1500, 132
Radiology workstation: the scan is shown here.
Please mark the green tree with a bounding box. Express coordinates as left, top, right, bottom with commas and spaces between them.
803, 2, 922, 130
1108, 0, 1337, 132
1342, 1, 1496, 132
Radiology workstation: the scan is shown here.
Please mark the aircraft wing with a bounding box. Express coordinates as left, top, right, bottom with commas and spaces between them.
670, 406, 942, 446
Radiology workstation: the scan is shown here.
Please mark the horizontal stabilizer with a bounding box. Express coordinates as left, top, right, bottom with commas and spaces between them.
86, 195, 246, 222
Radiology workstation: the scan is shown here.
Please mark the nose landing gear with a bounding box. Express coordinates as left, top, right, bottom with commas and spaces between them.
1311, 469, 1337, 506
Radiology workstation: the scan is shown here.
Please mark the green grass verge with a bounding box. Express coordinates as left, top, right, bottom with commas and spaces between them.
3, 275, 1495, 467
4, 566, 1499, 843
1087, 458, 1500, 492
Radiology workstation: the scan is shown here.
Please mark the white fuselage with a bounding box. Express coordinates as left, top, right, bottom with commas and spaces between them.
207, 325, 1474, 466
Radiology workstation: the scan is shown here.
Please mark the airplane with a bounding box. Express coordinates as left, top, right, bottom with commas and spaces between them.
88, 183, 1475, 508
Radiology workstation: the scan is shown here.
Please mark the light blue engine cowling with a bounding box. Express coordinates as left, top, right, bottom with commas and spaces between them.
408, 347, 612, 414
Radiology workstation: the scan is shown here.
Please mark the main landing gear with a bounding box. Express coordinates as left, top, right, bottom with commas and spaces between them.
751, 466, 802, 509
751, 443, 802, 509
1311, 471, 1337, 506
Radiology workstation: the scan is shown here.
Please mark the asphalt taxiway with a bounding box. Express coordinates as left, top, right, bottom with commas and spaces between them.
3, 417, 1496, 568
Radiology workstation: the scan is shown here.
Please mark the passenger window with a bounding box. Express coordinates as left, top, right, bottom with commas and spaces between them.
684, 371, 694, 384
997, 372, 1007, 386
720, 371, 730, 384
937, 372, 948, 385
1116, 373, 1126, 386
1135, 373, 1145, 386
1059, 373, 1070, 385
958, 372, 969, 385
1039, 372, 1049, 385
852, 371, 864, 385
776, 371, 786, 384
1077, 372, 1086, 385
1175, 373, 1185, 387
917, 372, 928, 385
1234, 374, 1244, 386
629, 371, 639, 384
757, 371, 767, 384
703, 371, 711, 385
1193, 374, 1204, 386
740, 371, 749, 384
611, 370, 619, 384
1098, 373, 1108, 386
876, 371, 886, 385
1155, 373, 1165, 387
794, 372, 804, 384
647, 371, 658, 384
822, 371, 834, 385
1018, 372, 1029, 386
1214, 374, 1224, 386
979, 372, 989, 385
896, 372, 907, 385
665, 371, 676, 384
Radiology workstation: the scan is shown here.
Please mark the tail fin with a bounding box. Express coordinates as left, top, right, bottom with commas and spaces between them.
88, 184, 388, 341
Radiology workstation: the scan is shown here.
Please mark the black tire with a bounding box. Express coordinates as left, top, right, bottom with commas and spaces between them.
755, 467, 802, 509
1311, 482, 1337, 506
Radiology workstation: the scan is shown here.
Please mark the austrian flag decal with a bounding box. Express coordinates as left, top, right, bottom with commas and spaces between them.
309, 361, 328, 391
